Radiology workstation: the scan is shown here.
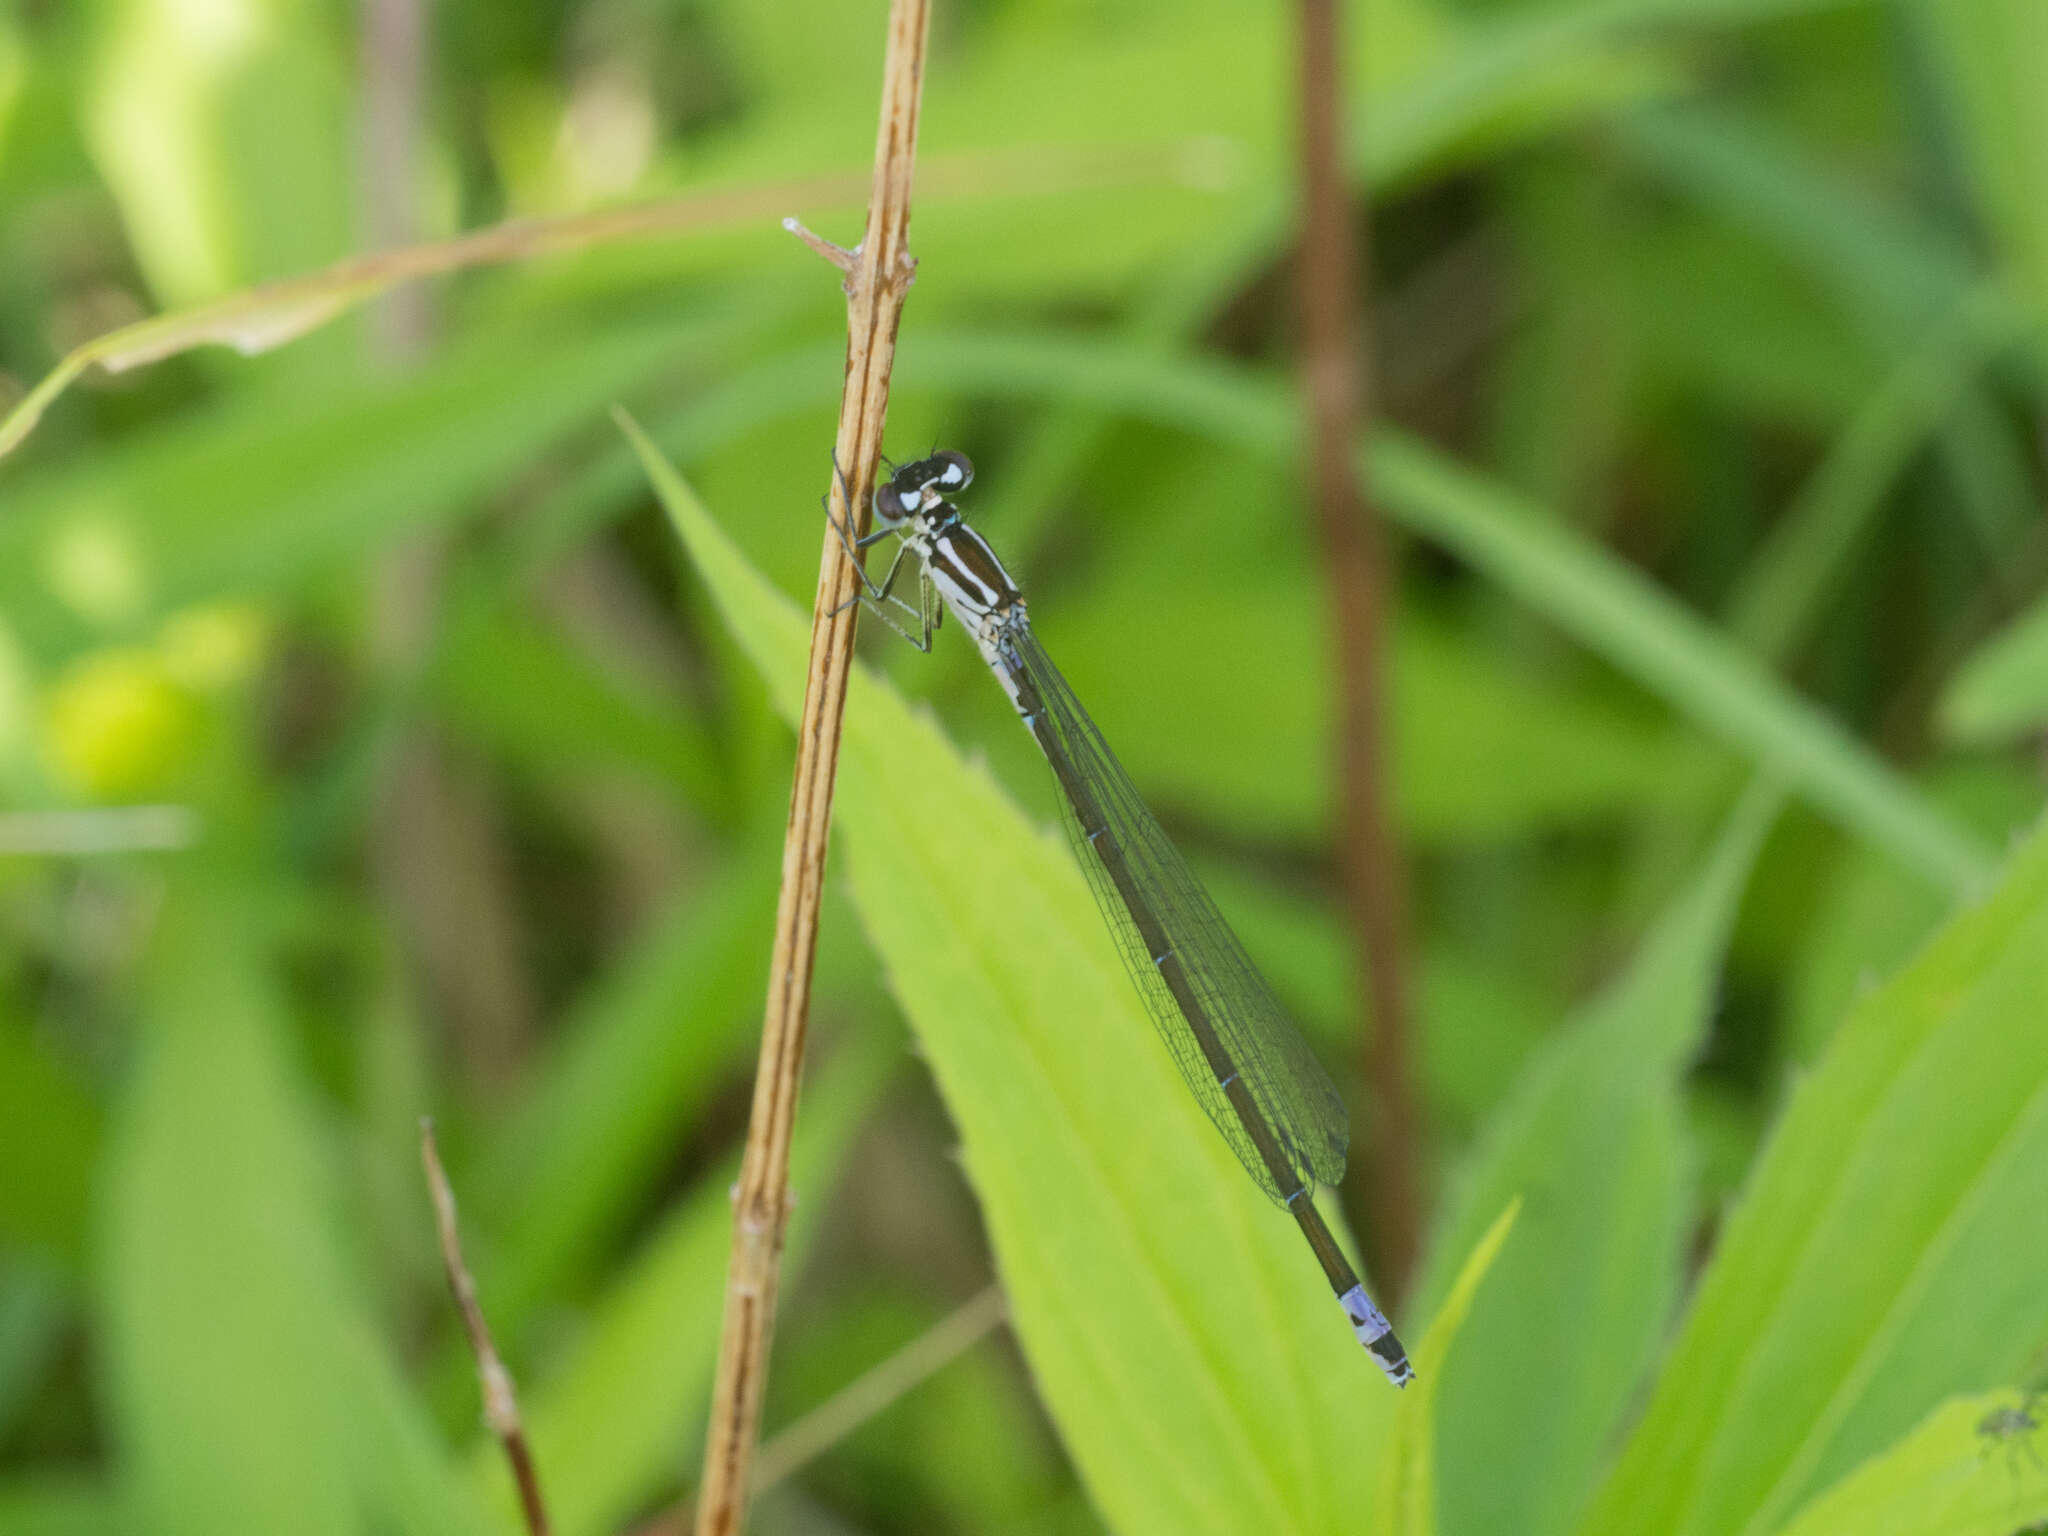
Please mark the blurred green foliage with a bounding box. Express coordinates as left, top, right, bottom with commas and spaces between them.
1, 0, 2045, 1534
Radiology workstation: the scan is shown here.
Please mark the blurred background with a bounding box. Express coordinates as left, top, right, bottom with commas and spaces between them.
1, 0, 2045, 1532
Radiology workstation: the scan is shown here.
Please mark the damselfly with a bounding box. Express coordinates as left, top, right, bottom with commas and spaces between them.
836, 450, 1413, 1388
1979, 1391, 2045, 1472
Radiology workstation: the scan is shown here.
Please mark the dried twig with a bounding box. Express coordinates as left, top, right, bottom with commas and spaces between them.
1296, 0, 1421, 1289
362, 0, 537, 1097
692, 5, 933, 1534
360, 0, 431, 354
0, 805, 198, 855
635, 1287, 1008, 1536
420, 1120, 550, 1536
752, 1285, 1007, 1489
0, 139, 1213, 463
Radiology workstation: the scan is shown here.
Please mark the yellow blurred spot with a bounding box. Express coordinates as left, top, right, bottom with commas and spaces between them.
159, 603, 269, 690
561, 64, 656, 197
44, 650, 202, 800
162, 0, 261, 64
44, 511, 147, 626
83, 0, 270, 303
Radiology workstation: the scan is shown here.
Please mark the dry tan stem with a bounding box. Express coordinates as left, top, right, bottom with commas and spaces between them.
421, 1121, 550, 1536
0, 139, 1214, 464
691, 5, 932, 1534
1297, 0, 1422, 1290
751, 1285, 1006, 1488
633, 1286, 1007, 1536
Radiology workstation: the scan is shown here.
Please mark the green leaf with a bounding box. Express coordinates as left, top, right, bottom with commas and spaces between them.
477, 833, 781, 1338
1421, 781, 1781, 1536
1580, 814, 2048, 1536
82, 0, 350, 305
0, 1475, 125, 1536
99, 855, 488, 1536
0, 1013, 101, 1272
1364, 434, 1989, 896
1616, 102, 2040, 560
1782, 765, 2041, 1066
1766, 1390, 2048, 1536
1627, 208, 1870, 430
1725, 282, 2025, 666
1616, 105, 1980, 337
1910, 0, 2048, 318
0, 1263, 68, 1446
1374, 1200, 1521, 1536
0, 308, 733, 660
627, 415, 1402, 1536
1938, 591, 2048, 745
1050, 553, 1721, 842
1783, 849, 1948, 1069
429, 588, 725, 817
501, 1035, 892, 1536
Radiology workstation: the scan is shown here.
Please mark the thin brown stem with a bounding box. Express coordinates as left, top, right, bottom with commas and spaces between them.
691, 6, 932, 1534
1, 139, 1212, 463
635, 1287, 1008, 1536
361, 0, 431, 354
420, 1121, 550, 1536
362, 0, 538, 1093
1296, 0, 1421, 1293
751, 1286, 1007, 1489
781, 216, 858, 272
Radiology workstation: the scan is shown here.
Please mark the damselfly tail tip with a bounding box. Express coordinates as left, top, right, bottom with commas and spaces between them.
1338, 1284, 1414, 1389
1374, 1338, 1416, 1389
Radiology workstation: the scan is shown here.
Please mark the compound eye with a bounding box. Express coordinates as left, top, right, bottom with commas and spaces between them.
931, 450, 974, 493
874, 479, 923, 523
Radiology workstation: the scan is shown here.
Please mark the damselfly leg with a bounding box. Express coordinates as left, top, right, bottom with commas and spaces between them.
826, 546, 937, 651
839, 547, 940, 652
821, 459, 935, 638
822, 458, 904, 572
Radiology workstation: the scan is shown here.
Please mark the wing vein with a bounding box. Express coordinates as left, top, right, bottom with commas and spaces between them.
1001, 620, 1350, 1202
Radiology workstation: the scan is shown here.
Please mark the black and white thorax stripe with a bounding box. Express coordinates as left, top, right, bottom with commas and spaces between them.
914, 511, 1035, 712
918, 514, 1026, 638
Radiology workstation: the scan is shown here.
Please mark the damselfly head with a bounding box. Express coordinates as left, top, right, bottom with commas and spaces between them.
875, 449, 975, 527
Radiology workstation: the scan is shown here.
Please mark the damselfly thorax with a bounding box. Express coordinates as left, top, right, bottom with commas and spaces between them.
915, 514, 1026, 640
